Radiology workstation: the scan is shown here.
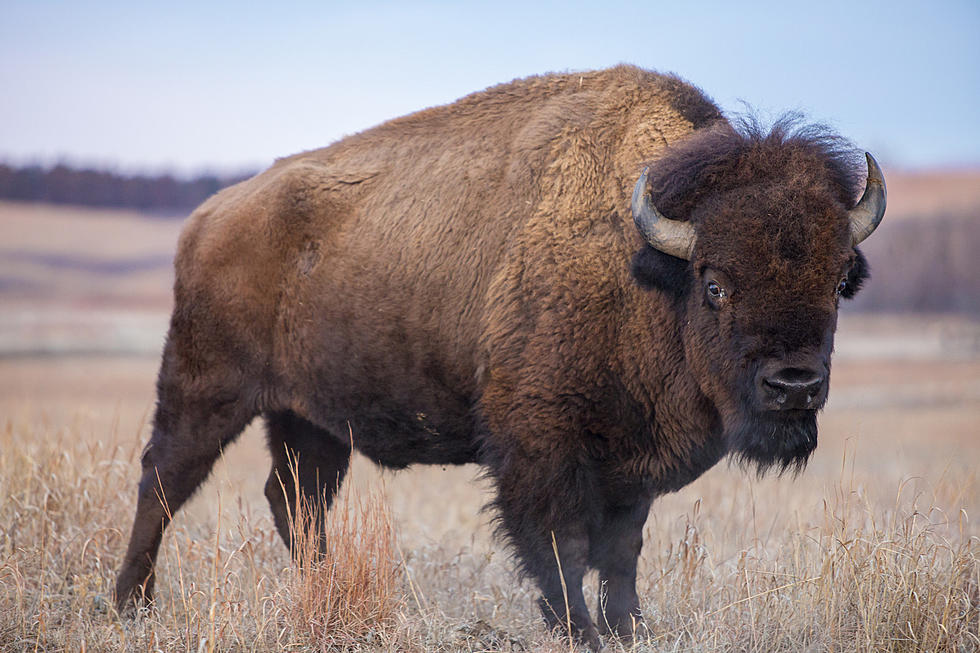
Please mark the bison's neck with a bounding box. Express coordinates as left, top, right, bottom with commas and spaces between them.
607, 292, 727, 492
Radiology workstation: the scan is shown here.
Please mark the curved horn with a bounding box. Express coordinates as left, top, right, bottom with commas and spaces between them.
849, 153, 887, 245
631, 167, 696, 260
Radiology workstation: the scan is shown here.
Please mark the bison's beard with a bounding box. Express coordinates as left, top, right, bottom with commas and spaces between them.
724, 409, 818, 476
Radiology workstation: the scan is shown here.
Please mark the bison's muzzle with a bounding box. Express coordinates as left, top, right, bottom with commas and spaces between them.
757, 364, 828, 411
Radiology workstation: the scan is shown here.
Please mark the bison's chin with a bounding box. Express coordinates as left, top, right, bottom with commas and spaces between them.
725, 409, 818, 476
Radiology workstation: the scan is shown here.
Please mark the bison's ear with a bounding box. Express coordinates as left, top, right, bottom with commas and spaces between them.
841, 248, 870, 299
631, 245, 691, 300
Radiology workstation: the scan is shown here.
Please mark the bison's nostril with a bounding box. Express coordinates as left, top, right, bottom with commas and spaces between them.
760, 367, 826, 410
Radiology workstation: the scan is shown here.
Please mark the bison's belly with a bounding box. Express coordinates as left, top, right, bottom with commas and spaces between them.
288, 354, 481, 469
342, 408, 480, 469
305, 398, 480, 469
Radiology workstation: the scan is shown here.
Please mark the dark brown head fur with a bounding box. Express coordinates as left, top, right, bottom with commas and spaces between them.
633, 115, 871, 472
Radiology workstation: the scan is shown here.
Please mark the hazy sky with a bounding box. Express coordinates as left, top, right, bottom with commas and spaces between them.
2, 0, 978, 175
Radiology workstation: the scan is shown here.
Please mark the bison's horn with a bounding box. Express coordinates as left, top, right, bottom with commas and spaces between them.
631, 167, 696, 260
848, 153, 887, 245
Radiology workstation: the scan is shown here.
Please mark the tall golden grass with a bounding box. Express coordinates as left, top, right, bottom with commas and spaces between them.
0, 412, 976, 651
0, 418, 403, 652
633, 466, 979, 652
274, 450, 402, 650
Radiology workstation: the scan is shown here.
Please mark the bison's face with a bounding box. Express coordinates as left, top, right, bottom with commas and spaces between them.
678, 187, 868, 472
631, 151, 884, 473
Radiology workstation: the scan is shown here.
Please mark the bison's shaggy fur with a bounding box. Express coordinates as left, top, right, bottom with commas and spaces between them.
117, 65, 879, 649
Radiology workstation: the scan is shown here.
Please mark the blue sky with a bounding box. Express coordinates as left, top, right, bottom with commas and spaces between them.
1, 0, 978, 174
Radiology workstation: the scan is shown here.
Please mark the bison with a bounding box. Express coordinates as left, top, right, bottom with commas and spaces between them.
116, 65, 885, 648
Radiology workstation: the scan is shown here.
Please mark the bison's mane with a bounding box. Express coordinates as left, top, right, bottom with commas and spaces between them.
646, 114, 865, 222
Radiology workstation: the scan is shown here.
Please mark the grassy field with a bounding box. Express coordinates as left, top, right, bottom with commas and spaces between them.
1, 197, 978, 651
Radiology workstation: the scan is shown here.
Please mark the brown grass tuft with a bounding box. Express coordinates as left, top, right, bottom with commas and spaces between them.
276, 453, 402, 650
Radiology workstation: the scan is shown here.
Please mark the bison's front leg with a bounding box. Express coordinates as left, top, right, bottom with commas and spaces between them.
533, 529, 600, 650
488, 459, 602, 650
590, 496, 653, 639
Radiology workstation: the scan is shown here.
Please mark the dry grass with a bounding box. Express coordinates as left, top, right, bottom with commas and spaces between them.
634, 466, 979, 651
0, 418, 404, 652
278, 452, 402, 650
1, 351, 978, 651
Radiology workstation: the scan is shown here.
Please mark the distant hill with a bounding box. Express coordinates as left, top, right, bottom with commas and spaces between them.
842, 168, 980, 314
882, 169, 980, 220
0, 163, 254, 214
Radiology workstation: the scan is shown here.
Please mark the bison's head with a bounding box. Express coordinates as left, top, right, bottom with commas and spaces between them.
631, 119, 885, 473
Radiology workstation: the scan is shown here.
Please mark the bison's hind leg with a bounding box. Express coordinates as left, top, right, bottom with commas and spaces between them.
115, 342, 257, 612
263, 410, 351, 554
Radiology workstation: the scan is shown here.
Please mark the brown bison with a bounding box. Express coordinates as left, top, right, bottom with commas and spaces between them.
116, 65, 885, 648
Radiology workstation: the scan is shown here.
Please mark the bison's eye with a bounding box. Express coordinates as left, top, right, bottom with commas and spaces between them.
705, 279, 728, 308
701, 268, 732, 309
835, 277, 847, 296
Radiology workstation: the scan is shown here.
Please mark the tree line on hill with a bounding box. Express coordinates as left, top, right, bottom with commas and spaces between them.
851, 213, 979, 314
0, 163, 254, 213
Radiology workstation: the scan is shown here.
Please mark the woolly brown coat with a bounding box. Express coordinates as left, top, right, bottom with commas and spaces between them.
117, 65, 875, 648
